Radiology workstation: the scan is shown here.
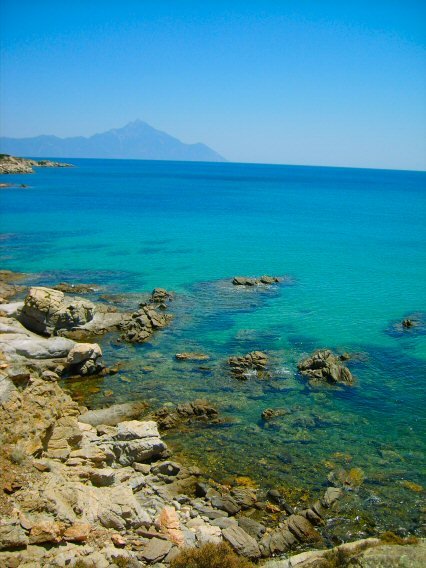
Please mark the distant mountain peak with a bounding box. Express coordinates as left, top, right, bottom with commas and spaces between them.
0, 121, 226, 162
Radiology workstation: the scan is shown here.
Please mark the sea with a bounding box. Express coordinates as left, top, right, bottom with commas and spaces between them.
1, 158, 425, 540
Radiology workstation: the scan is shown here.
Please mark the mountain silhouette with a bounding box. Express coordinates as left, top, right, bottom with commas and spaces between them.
0, 120, 225, 162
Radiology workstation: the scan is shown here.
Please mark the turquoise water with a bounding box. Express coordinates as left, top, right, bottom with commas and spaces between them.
1, 159, 425, 538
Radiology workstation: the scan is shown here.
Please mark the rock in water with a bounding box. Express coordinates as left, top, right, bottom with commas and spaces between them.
175, 352, 210, 361
232, 275, 280, 286
228, 351, 268, 379
297, 349, 354, 385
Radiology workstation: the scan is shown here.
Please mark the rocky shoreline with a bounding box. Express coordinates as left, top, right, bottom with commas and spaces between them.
0, 271, 424, 567
0, 154, 73, 174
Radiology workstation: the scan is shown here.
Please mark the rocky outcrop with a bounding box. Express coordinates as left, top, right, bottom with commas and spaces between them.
232, 275, 281, 286
297, 349, 354, 385
228, 351, 269, 379
19, 287, 95, 336
0, 154, 73, 174
120, 305, 172, 343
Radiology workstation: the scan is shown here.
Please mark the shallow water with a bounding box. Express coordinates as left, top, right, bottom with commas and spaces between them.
1, 159, 425, 538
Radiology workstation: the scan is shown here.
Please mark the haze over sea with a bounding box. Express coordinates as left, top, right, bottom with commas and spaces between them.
1, 158, 425, 537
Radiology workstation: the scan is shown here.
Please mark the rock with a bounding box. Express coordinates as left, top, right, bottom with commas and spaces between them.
228, 351, 269, 379
322, 486, 343, 508
66, 342, 101, 365
158, 506, 184, 546
19, 287, 65, 334
79, 401, 147, 426
267, 489, 294, 515
53, 282, 97, 294
152, 399, 220, 430
148, 288, 173, 308
0, 154, 35, 174
89, 468, 116, 487
63, 523, 91, 542
66, 342, 104, 375
175, 352, 210, 361
231, 487, 257, 509
120, 305, 172, 343
260, 527, 297, 556
237, 517, 266, 539
19, 286, 99, 337
402, 318, 415, 328
287, 514, 321, 542
0, 374, 17, 404
108, 420, 168, 465
3, 335, 75, 360
141, 537, 173, 562
0, 522, 29, 550
29, 520, 64, 544
261, 408, 288, 421
211, 494, 241, 515
232, 276, 280, 286
297, 349, 354, 385
151, 461, 181, 476
222, 525, 261, 558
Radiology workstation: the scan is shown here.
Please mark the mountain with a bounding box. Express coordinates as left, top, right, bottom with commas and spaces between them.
0, 120, 226, 162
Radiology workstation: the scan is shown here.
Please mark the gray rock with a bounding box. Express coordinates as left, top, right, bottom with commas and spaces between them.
222, 525, 261, 558
79, 401, 147, 426
151, 461, 180, 476
0, 522, 29, 550
237, 516, 266, 539
0, 374, 17, 404
287, 514, 321, 542
141, 537, 172, 562
211, 494, 241, 515
107, 420, 168, 466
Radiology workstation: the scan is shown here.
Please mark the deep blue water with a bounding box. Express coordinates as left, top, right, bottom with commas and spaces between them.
1, 158, 425, 537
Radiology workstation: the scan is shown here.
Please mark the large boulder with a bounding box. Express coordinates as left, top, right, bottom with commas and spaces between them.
297, 350, 354, 385
19, 287, 65, 335
66, 343, 104, 376
19, 287, 95, 336
104, 420, 168, 466
222, 525, 261, 558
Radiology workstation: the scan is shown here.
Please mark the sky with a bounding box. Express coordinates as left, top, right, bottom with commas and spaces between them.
1, 1, 425, 170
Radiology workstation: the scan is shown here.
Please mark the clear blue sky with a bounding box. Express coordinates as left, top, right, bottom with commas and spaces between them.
1, 1, 425, 170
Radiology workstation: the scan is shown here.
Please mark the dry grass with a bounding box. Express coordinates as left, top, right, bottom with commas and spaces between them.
170, 542, 255, 568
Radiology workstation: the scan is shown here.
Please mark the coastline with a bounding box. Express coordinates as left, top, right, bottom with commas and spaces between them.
0, 270, 424, 566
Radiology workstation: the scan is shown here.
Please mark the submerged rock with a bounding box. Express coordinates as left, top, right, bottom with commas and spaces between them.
175, 352, 210, 361
152, 399, 220, 430
232, 275, 281, 286
228, 351, 268, 379
53, 282, 98, 294
297, 349, 354, 385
